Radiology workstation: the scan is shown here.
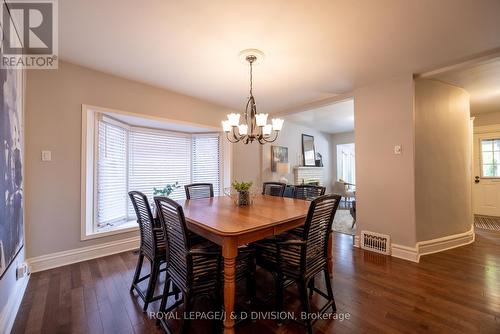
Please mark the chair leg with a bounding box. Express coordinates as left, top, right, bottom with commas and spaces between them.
130, 253, 144, 292
323, 266, 336, 312
308, 276, 315, 298
159, 275, 171, 313
275, 273, 284, 313
246, 256, 257, 303
181, 291, 192, 334
299, 278, 313, 334
143, 260, 160, 312
212, 290, 223, 334
157, 275, 171, 326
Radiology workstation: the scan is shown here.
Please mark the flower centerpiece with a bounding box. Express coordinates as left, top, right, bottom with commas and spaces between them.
231, 180, 253, 206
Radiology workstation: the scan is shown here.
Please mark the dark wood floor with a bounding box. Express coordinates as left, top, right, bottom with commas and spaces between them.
13, 229, 500, 334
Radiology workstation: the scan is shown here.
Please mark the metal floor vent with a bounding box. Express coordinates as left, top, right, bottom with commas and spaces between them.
360, 231, 391, 255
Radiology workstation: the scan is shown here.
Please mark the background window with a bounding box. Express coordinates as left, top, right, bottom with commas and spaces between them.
481, 138, 500, 177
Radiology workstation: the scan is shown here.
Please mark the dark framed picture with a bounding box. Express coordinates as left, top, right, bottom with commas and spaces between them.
271, 146, 288, 172
0, 6, 24, 279
302, 134, 316, 166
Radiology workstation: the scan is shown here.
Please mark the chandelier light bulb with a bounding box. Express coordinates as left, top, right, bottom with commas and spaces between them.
271, 118, 284, 131
238, 124, 248, 135
227, 113, 241, 126
263, 124, 273, 135
255, 113, 269, 127
222, 120, 231, 132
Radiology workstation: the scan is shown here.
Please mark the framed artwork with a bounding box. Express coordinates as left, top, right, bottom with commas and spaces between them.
271, 146, 288, 172
0, 6, 24, 279
302, 134, 316, 167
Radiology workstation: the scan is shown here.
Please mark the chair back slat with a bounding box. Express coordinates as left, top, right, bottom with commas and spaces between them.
294, 185, 326, 201
301, 194, 341, 269
129, 191, 160, 259
185, 183, 214, 199
262, 182, 286, 197
154, 196, 190, 290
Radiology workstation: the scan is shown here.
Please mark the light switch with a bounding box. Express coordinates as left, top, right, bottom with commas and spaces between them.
394, 145, 402, 155
41, 150, 52, 161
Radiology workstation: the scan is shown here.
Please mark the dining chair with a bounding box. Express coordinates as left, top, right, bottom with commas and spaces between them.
154, 196, 222, 333
154, 196, 256, 333
262, 182, 286, 197
128, 191, 171, 312
332, 180, 355, 208
184, 183, 214, 199
254, 194, 341, 334
293, 185, 326, 200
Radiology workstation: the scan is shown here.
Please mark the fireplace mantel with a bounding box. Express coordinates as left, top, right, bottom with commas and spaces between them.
293, 166, 325, 186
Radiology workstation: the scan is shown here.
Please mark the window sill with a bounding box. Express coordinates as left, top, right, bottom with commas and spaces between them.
82, 220, 139, 241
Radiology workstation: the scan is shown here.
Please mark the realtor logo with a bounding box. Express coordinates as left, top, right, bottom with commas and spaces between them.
1, 0, 58, 69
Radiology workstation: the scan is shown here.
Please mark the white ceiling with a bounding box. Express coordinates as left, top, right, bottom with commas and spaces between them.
431, 58, 500, 114
285, 99, 354, 134
60, 0, 500, 112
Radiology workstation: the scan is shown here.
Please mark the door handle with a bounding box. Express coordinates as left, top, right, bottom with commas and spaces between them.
474, 176, 480, 184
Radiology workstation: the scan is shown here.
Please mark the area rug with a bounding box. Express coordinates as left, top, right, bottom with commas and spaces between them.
333, 209, 355, 236
474, 215, 500, 231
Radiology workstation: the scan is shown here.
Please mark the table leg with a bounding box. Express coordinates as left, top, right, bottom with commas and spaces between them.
223, 240, 237, 334
327, 230, 333, 277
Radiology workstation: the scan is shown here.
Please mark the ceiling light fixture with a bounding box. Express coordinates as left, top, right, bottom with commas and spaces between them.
222, 49, 283, 144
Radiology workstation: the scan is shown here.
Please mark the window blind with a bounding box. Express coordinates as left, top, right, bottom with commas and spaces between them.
96, 119, 128, 227
95, 114, 222, 230
128, 128, 191, 217
192, 134, 221, 196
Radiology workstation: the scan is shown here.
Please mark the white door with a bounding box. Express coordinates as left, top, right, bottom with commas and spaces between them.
473, 131, 500, 216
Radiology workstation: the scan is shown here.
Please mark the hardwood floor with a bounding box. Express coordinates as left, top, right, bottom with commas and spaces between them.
12, 229, 500, 334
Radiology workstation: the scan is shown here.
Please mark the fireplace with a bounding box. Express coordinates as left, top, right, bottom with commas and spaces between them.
294, 167, 325, 186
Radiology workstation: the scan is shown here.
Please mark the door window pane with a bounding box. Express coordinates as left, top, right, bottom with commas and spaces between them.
482, 139, 493, 152
481, 138, 500, 177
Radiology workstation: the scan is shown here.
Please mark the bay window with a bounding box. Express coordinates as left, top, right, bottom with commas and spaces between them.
82, 106, 225, 239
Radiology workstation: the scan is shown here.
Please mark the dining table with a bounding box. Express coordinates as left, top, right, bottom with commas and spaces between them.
177, 194, 335, 334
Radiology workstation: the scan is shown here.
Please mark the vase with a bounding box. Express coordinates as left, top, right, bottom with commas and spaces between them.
237, 190, 250, 206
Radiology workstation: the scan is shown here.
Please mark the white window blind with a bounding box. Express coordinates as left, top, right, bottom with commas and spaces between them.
95, 113, 222, 231
128, 128, 191, 212
96, 119, 128, 227
192, 134, 221, 196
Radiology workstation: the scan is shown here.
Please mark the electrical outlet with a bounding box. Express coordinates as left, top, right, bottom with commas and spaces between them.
394, 145, 402, 155
41, 150, 52, 161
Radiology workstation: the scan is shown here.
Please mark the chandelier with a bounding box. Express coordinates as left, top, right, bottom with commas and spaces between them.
222, 50, 284, 144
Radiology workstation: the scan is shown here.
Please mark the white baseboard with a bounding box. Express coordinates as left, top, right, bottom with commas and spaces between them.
391, 244, 419, 262
27, 236, 140, 273
353, 235, 360, 248
417, 225, 475, 258
391, 225, 475, 263
0, 274, 29, 334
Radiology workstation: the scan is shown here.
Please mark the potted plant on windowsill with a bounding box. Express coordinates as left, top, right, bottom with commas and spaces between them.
151, 182, 181, 216
231, 181, 253, 206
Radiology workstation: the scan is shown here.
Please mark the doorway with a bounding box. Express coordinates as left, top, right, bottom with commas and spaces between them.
420, 55, 500, 232
473, 127, 500, 229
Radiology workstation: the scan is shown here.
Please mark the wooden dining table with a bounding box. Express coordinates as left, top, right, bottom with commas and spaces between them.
177, 194, 334, 334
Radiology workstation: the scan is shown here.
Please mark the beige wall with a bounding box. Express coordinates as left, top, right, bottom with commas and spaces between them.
354, 75, 417, 247
414, 80, 472, 241
330, 131, 355, 182
25, 61, 233, 258
472, 110, 500, 127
